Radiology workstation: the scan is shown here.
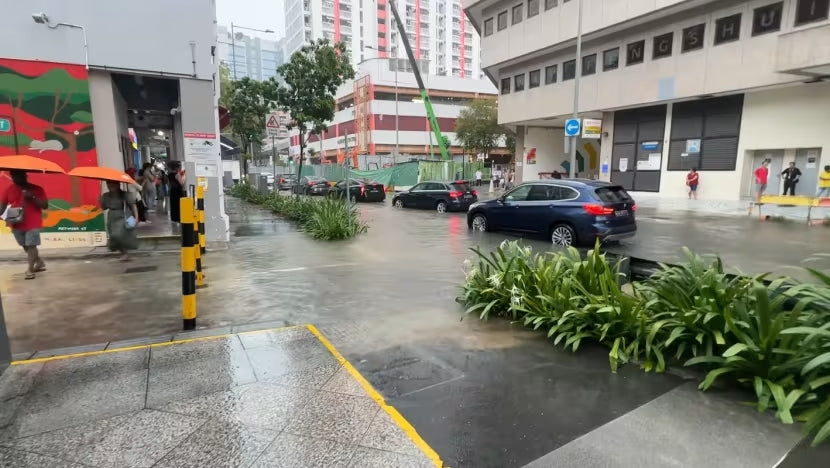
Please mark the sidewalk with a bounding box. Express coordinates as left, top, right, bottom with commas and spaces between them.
630, 191, 830, 221
0, 325, 440, 468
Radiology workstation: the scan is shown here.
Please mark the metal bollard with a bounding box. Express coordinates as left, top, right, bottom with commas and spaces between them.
193, 199, 205, 288
196, 185, 206, 255
180, 197, 197, 330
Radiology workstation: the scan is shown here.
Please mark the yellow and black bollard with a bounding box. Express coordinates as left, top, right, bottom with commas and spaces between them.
196, 185, 206, 256
193, 199, 205, 288
180, 197, 197, 330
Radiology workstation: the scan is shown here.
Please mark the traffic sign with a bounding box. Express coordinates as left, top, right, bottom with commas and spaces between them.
565, 118, 581, 137
0, 118, 10, 133
265, 113, 283, 138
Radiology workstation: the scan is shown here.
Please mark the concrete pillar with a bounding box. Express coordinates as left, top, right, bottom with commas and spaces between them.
599, 112, 615, 182
178, 78, 230, 242
514, 125, 525, 183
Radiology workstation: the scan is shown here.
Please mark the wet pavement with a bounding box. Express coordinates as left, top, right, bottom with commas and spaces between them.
0, 326, 438, 467
1, 196, 828, 466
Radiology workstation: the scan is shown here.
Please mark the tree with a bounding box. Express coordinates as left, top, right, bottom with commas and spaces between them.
454, 98, 506, 161
218, 63, 233, 111
270, 39, 354, 185
226, 77, 277, 175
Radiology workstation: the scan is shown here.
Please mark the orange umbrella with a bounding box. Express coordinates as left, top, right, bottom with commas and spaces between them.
0, 155, 65, 173
67, 166, 137, 185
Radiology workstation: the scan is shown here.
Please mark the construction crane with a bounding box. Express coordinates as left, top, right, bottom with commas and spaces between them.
387, 0, 450, 160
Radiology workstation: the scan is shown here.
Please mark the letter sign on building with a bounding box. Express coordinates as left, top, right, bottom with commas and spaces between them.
627, 40, 645, 65
714, 14, 742, 45
682, 24, 706, 52
653, 33, 673, 59
752, 2, 783, 36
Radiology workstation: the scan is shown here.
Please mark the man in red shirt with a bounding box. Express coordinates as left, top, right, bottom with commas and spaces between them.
754, 160, 770, 203
0, 170, 48, 279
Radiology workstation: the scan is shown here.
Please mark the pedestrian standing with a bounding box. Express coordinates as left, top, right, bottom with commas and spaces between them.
101, 181, 139, 261
139, 162, 157, 211
781, 162, 801, 196
754, 160, 770, 203
686, 167, 700, 200
817, 165, 830, 198
0, 170, 48, 279
475, 169, 482, 187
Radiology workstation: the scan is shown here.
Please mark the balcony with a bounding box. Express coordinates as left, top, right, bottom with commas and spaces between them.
776, 23, 830, 76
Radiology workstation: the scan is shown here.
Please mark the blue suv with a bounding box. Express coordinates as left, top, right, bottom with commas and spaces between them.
466, 179, 637, 246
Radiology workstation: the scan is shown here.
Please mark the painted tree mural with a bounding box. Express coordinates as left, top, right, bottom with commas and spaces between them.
0, 59, 103, 240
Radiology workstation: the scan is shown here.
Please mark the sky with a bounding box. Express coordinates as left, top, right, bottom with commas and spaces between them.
216, 0, 286, 39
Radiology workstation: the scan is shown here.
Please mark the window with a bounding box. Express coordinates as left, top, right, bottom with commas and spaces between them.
497, 11, 508, 30
484, 18, 494, 36
562, 60, 576, 80
528, 0, 540, 17
512, 4, 523, 24
667, 95, 744, 171
603, 48, 619, 70
514, 73, 525, 91
501, 77, 511, 94
753, 2, 783, 36
545, 0, 558, 9
653, 32, 673, 59
529, 69, 541, 88
626, 40, 645, 65
504, 184, 532, 201
582, 54, 596, 76
714, 14, 742, 44
682, 24, 706, 52
545, 64, 557, 84
795, 0, 829, 25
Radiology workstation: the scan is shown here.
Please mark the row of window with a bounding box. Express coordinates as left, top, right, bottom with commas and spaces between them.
499, 1, 828, 95
484, 0, 828, 40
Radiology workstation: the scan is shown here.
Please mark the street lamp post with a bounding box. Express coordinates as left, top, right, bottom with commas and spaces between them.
31, 13, 89, 70
229, 23, 275, 80
568, 0, 584, 178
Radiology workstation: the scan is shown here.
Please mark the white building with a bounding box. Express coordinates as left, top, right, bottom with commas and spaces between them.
465, 0, 830, 200
288, 58, 502, 167
285, 0, 484, 79
217, 25, 285, 81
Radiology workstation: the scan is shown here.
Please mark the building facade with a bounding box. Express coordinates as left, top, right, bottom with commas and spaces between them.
0, 0, 229, 249
287, 58, 503, 167
465, 0, 830, 200
285, 0, 485, 79
217, 25, 285, 81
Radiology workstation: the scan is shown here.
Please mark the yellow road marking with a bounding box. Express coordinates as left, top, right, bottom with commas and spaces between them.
306, 324, 444, 468
10, 325, 303, 365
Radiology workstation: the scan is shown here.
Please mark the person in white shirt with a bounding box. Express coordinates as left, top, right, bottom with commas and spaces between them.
475, 170, 483, 187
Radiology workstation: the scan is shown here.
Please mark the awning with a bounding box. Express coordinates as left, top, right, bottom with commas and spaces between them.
220, 135, 240, 160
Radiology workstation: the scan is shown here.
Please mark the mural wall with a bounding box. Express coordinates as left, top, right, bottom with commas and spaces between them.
0, 58, 105, 249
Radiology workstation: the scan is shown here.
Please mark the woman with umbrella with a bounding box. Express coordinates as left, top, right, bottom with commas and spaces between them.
68, 167, 141, 261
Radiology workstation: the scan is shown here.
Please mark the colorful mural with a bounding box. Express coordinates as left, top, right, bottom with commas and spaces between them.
559, 140, 600, 176
0, 59, 105, 249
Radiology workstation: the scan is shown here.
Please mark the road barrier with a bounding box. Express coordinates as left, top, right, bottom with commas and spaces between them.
193, 199, 205, 288
180, 197, 197, 330
197, 185, 206, 255
752, 195, 830, 225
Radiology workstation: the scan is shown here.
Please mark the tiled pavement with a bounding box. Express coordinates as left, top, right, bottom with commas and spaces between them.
0, 326, 439, 468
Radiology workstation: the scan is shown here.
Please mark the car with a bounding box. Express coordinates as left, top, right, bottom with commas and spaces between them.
293, 176, 330, 195
328, 178, 386, 203
277, 174, 297, 191
393, 181, 478, 213
466, 179, 637, 247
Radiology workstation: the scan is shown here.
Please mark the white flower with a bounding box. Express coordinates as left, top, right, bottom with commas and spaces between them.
463, 258, 472, 269
488, 273, 502, 287
510, 285, 521, 296
465, 267, 479, 281
511, 295, 522, 306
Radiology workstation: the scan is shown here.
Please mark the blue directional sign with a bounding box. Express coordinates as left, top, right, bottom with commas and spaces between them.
564, 118, 581, 137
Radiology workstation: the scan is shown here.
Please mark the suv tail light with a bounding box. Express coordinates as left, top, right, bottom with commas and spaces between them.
308, 181, 315, 186
448, 191, 463, 198
472, 190, 478, 197
583, 203, 614, 215
631, 204, 637, 212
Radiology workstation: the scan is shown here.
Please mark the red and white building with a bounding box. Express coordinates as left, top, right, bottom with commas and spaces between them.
284, 0, 484, 80
286, 58, 504, 168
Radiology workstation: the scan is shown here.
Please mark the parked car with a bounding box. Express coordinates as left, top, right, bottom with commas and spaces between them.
293, 176, 330, 195
392, 181, 478, 213
466, 179, 637, 247
277, 174, 297, 191
328, 178, 386, 203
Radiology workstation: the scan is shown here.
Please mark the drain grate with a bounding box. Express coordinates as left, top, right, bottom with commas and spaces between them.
124, 266, 159, 274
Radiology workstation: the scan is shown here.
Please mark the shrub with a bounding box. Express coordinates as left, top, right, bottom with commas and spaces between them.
459, 240, 830, 445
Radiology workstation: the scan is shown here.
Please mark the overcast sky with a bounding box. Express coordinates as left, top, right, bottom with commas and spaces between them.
216, 0, 286, 39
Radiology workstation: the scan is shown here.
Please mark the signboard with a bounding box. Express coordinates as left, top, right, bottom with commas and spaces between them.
601, 162, 609, 174
526, 147, 537, 165
265, 113, 285, 138
565, 118, 581, 137
582, 119, 602, 139
184, 132, 218, 164
637, 153, 662, 170
196, 162, 218, 178
641, 141, 660, 151
0, 118, 9, 133
685, 139, 701, 153
619, 158, 629, 172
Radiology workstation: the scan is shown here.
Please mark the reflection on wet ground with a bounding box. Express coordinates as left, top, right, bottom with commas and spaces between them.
1, 196, 827, 467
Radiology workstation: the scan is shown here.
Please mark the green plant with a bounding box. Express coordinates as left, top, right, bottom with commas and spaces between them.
302, 198, 367, 240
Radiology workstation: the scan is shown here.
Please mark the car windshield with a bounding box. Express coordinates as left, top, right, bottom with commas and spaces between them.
594, 186, 634, 203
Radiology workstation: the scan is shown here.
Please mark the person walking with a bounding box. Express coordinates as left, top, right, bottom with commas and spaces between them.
754, 160, 770, 203
139, 162, 157, 211
817, 165, 830, 198
686, 167, 700, 200
781, 162, 801, 196
0, 170, 48, 279
100, 181, 140, 261
475, 169, 483, 187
